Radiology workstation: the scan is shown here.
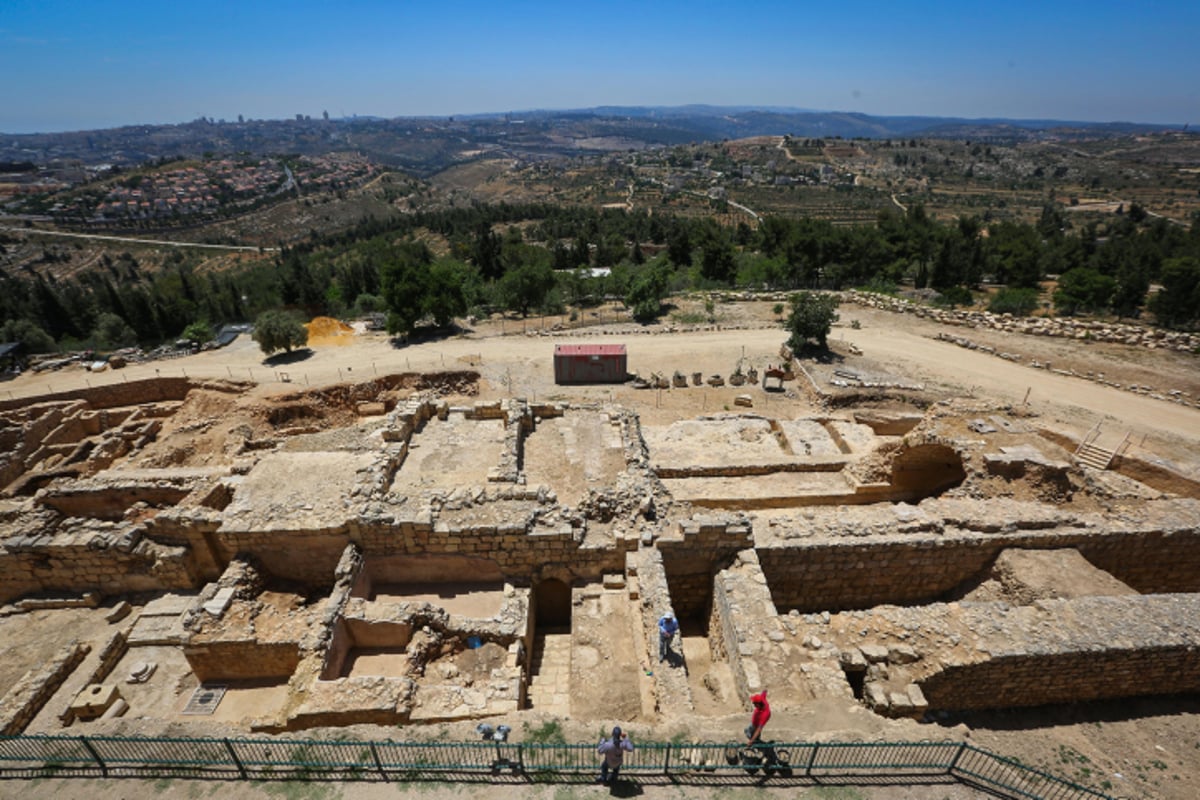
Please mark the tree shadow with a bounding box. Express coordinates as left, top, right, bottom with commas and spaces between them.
388, 322, 470, 349
263, 348, 314, 366
797, 345, 845, 365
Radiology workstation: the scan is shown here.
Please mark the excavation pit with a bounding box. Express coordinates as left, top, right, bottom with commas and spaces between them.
341, 648, 410, 679
369, 581, 508, 618
391, 415, 507, 491
522, 411, 626, 506
4, 364, 1200, 793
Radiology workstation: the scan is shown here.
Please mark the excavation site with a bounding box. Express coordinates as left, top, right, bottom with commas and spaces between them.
1, 302, 1199, 798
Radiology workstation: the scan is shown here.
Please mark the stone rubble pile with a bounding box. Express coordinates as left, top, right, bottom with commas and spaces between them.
847, 289, 1200, 352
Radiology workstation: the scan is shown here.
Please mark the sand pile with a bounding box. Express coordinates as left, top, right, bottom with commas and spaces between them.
305, 316, 356, 347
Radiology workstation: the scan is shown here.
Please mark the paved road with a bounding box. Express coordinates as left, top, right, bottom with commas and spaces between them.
0, 225, 277, 252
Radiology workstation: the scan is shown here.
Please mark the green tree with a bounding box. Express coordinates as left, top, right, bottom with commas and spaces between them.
424, 260, 470, 326
91, 312, 138, 349
352, 293, 384, 314
697, 223, 737, 284
1053, 268, 1115, 315
380, 241, 434, 335
498, 260, 556, 317
988, 287, 1041, 316
0, 318, 56, 354
252, 310, 307, 355
1150, 257, 1200, 329
988, 222, 1042, 288
625, 262, 671, 322
785, 291, 840, 352
181, 320, 213, 343
666, 225, 692, 268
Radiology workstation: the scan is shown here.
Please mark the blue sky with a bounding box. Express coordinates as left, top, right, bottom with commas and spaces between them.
2, 0, 1198, 133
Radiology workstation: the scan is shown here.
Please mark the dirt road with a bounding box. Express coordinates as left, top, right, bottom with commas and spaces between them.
839, 319, 1200, 455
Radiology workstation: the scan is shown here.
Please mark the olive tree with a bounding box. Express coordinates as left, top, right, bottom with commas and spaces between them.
252, 310, 307, 355
785, 291, 839, 352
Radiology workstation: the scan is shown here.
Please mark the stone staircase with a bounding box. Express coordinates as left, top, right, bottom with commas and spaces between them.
525, 629, 571, 714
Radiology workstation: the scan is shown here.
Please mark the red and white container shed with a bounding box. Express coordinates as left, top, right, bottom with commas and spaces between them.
553, 344, 628, 384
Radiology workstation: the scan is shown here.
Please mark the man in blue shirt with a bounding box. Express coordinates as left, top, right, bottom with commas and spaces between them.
658, 611, 679, 663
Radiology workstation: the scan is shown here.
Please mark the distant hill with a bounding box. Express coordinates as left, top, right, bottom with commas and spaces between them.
0, 107, 1183, 175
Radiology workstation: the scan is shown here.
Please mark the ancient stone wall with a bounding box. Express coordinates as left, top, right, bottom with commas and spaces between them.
0, 529, 200, 604
710, 550, 777, 707
635, 547, 693, 711
758, 503, 1200, 613
39, 480, 192, 521
0, 401, 88, 489
846, 289, 1200, 356
915, 595, 1200, 711
184, 641, 302, 682
0, 377, 227, 413
144, 506, 227, 583
925, 647, 1200, 712
657, 514, 753, 620
0, 642, 89, 734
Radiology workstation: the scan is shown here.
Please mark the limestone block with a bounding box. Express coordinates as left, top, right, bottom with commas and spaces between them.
860, 644, 889, 662
864, 682, 889, 712
70, 684, 121, 721
906, 683, 929, 714
839, 648, 868, 672
889, 691, 915, 715
888, 644, 920, 664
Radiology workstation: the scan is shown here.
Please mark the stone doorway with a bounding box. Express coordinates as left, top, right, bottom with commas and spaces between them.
527, 579, 573, 713
534, 578, 572, 630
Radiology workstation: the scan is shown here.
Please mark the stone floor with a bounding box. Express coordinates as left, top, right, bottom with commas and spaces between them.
526, 631, 571, 715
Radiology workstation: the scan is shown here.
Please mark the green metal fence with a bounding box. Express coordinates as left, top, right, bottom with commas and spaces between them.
0, 734, 1114, 799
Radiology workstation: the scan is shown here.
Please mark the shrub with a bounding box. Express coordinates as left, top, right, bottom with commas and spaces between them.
988, 287, 1040, 316
934, 286, 974, 308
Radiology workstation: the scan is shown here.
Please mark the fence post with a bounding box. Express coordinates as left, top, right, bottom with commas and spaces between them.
662, 742, 671, 776
78, 736, 107, 777
516, 744, 527, 781
804, 741, 819, 777
223, 739, 247, 779
369, 742, 387, 782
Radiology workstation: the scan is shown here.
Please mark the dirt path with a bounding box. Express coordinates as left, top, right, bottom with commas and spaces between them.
9, 777, 984, 800
842, 319, 1200, 434
0, 224, 276, 252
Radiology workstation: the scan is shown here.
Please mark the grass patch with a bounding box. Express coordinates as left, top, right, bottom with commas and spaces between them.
669, 310, 710, 325
523, 719, 567, 745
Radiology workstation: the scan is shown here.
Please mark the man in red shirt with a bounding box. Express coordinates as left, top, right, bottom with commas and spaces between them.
745, 690, 770, 745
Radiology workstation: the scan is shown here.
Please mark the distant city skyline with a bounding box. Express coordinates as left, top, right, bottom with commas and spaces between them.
2, 0, 1198, 135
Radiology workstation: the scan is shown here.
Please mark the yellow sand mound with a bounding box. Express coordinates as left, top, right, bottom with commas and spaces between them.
305, 316, 355, 347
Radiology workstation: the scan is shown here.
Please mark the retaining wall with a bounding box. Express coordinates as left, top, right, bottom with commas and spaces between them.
916, 594, 1200, 711
758, 507, 1200, 613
